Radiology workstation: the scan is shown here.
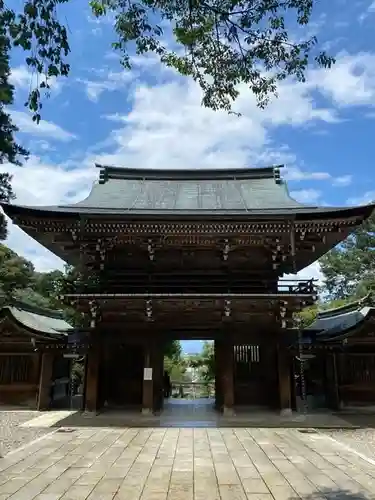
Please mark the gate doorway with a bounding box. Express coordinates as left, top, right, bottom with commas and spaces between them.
163, 340, 217, 419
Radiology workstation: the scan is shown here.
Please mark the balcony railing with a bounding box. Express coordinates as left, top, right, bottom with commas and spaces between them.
63, 278, 317, 297
277, 279, 317, 295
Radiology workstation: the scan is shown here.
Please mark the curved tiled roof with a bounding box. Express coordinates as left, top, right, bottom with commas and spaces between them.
303, 293, 375, 342
0, 300, 72, 339
71, 165, 306, 212
2, 165, 375, 218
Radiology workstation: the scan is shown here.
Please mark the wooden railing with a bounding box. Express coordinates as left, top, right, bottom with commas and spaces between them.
64, 275, 317, 296
277, 279, 317, 295
170, 381, 215, 399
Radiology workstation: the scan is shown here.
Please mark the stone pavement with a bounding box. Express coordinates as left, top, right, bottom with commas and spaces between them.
1, 427, 375, 500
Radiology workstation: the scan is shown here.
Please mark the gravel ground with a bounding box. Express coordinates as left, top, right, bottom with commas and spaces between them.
323, 428, 375, 460
0, 410, 52, 457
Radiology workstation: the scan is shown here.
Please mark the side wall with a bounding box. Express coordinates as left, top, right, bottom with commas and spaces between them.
0, 353, 40, 407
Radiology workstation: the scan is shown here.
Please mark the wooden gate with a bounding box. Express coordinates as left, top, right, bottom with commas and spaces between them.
234, 344, 268, 406
102, 345, 144, 407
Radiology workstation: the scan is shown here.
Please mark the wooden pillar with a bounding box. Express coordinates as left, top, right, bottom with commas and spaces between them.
85, 349, 100, 413
37, 353, 54, 411
277, 344, 292, 415
326, 352, 340, 410
222, 337, 235, 416
142, 344, 154, 414
214, 339, 222, 409
153, 342, 164, 411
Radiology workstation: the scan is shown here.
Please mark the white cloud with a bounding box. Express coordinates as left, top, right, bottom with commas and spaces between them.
10, 65, 62, 93
5, 222, 65, 272
11, 111, 76, 142
2, 156, 95, 207
359, 1, 375, 22
285, 166, 331, 182
309, 52, 375, 107
77, 70, 135, 102
289, 189, 322, 204
1, 156, 97, 271
284, 261, 324, 287
285, 166, 352, 187
96, 74, 339, 170
347, 191, 375, 206
332, 175, 352, 187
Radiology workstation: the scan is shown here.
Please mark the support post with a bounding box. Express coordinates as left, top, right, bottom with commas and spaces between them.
153, 342, 164, 411
85, 349, 100, 413
37, 353, 54, 411
277, 345, 292, 416
222, 337, 235, 416
330, 352, 341, 410
214, 339, 223, 410
142, 344, 154, 415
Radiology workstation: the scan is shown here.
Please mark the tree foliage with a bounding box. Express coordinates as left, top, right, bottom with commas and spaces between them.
188, 341, 215, 382
164, 339, 182, 362
0, 244, 35, 296
320, 212, 375, 300
2, 0, 333, 122
0, 172, 15, 239
0, 4, 29, 238
0, 7, 28, 164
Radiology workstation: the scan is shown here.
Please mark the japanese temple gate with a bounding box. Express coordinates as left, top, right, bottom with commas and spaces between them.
1, 165, 374, 414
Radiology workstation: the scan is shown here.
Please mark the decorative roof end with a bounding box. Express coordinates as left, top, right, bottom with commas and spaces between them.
274, 166, 282, 184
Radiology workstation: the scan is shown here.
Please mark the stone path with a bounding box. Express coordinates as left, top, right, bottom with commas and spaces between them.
1, 427, 375, 499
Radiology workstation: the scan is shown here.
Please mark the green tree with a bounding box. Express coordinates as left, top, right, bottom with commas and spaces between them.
320, 213, 375, 299
0, 244, 35, 296
0, 173, 14, 239
0, 6, 29, 238
13, 287, 53, 308
188, 341, 215, 383
33, 269, 65, 297
164, 339, 182, 362
295, 305, 318, 328
0, 27, 28, 165
2, 0, 333, 123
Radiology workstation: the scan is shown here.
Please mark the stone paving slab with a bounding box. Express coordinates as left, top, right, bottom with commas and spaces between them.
20, 412, 76, 429
1, 427, 375, 499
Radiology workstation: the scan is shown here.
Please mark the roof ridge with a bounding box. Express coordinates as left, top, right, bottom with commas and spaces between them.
95, 163, 284, 183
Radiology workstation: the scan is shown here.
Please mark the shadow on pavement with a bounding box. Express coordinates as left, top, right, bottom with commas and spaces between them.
298, 490, 371, 499
50, 408, 375, 429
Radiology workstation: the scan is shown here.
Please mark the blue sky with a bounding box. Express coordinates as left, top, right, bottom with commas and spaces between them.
2, 0, 375, 352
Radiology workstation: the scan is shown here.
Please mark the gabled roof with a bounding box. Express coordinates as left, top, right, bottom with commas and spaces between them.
302, 293, 375, 344
0, 299, 72, 340
2, 164, 374, 217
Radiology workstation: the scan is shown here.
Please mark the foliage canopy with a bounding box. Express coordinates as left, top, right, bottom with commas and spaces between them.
1, 0, 334, 122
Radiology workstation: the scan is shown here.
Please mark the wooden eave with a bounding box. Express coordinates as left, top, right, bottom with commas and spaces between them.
2, 201, 374, 271
290, 308, 375, 351
0, 308, 69, 343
